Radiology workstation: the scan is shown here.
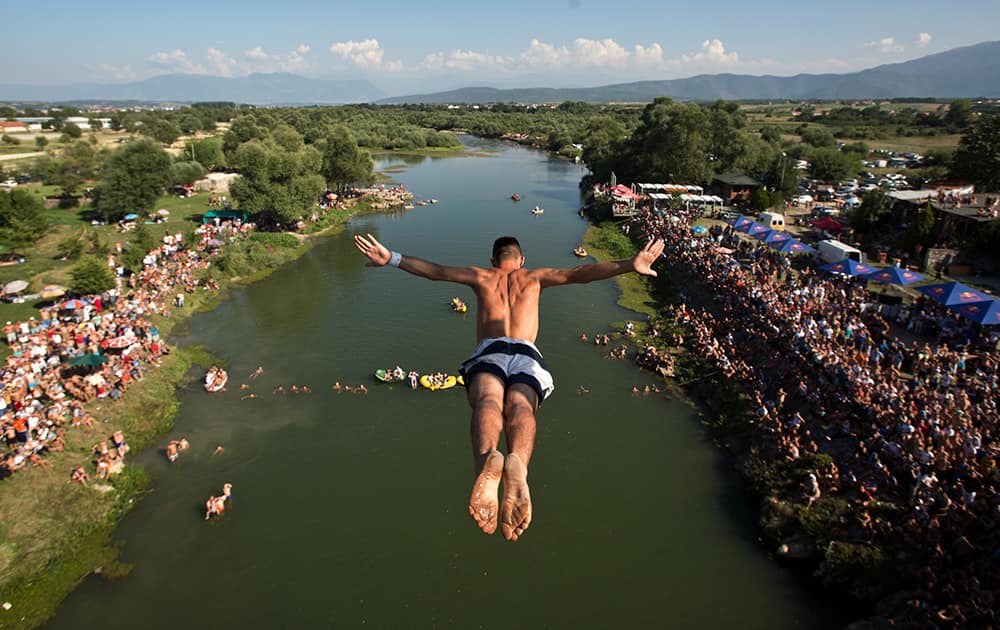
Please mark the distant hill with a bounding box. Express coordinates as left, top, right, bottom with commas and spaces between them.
379, 41, 1000, 104
0, 72, 383, 105
2, 42, 998, 105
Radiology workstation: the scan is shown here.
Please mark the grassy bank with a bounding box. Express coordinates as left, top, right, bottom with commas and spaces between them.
0, 345, 210, 630
0, 196, 374, 629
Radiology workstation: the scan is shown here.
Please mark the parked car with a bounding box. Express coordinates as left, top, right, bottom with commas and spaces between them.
791, 194, 814, 205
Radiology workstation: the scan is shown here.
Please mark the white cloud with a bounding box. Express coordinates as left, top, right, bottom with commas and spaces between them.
917, 32, 932, 47
519, 38, 571, 67
633, 43, 665, 67
96, 63, 136, 81
419, 49, 510, 71
680, 39, 739, 65
147, 49, 207, 74
330, 38, 400, 71
207, 48, 238, 76
241, 44, 312, 73
862, 37, 904, 53
572, 37, 630, 67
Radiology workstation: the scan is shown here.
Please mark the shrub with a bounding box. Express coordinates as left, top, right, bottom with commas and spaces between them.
248, 232, 299, 248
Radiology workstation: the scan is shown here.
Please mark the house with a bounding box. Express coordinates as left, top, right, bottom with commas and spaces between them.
0, 121, 28, 134
711, 172, 762, 202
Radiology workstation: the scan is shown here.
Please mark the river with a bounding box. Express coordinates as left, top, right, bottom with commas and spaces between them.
46, 137, 834, 629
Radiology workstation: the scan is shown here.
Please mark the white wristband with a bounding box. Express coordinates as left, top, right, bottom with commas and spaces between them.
389, 251, 402, 267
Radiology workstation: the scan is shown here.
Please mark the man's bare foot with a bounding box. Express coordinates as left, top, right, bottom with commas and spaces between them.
500, 452, 532, 541
468, 450, 504, 535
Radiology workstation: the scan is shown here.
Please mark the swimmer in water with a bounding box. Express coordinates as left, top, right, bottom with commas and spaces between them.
249, 366, 263, 380
273, 386, 285, 394
241, 393, 258, 400
212, 445, 224, 456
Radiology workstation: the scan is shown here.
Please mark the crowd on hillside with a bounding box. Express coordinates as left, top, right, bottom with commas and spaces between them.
628, 208, 1000, 626
0, 217, 255, 482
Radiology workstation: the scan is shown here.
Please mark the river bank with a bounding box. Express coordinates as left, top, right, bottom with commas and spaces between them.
0, 194, 392, 630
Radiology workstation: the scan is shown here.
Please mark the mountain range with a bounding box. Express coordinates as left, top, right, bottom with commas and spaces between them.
0, 73, 383, 105
380, 41, 1000, 104
2, 41, 998, 106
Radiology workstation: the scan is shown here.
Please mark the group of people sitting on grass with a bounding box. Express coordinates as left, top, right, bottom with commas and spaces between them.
0, 216, 257, 482
627, 206, 1000, 627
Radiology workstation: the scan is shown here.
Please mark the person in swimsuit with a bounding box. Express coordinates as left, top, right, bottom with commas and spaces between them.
355, 233, 664, 541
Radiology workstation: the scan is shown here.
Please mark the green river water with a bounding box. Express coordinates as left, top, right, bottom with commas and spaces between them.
46, 137, 835, 629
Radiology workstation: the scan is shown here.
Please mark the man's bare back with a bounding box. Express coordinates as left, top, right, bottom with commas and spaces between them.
467, 267, 541, 343
354, 232, 664, 540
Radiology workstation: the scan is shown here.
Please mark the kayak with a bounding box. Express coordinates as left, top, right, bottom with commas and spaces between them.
420, 374, 457, 391
374, 369, 406, 383
204, 371, 227, 393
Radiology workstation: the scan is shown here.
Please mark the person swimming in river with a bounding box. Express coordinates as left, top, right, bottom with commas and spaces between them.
355, 232, 664, 541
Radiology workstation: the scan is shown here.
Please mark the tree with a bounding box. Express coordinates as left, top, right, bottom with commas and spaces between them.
319, 127, 374, 191
850, 190, 893, 236
230, 139, 325, 225
50, 140, 101, 196
800, 126, 836, 148
186, 137, 226, 169
171, 160, 207, 186
945, 99, 974, 130
139, 117, 181, 145
0, 188, 48, 249
70, 256, 115, 295
901, 204, 936, 255
1, 134, 19, 146
35, 136, 48, 149
93, 138, 172, 221
951, 115, 1000, 191
809, 148, 859, 182
626, 98, 713, 184
63, 122, 82, 139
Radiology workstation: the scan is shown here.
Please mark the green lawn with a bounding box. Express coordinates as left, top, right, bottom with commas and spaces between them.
0, 185, 212, 324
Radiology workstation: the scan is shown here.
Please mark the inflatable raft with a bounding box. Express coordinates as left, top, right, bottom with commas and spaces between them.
420, 374, 457, 391
375, 368, 406, 383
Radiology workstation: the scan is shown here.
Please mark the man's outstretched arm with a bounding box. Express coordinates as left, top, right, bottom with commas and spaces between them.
537, 238, 665, 288
354, 233, 479, 285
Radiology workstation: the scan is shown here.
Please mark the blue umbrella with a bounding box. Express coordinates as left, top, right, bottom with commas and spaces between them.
123, 213, 138, 221
774, 239, 815, 255
864, 266, 925, 286
916, 282, 992, 306
691, 225, 708, 236
819, 259, 877, 276
948, 299, 1000, 325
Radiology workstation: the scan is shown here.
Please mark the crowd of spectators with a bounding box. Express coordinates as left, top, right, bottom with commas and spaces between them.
0, 218, 254, 483
627, 207, 1000, 626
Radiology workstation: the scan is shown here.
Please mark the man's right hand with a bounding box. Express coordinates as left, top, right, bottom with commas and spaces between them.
354, 233, 391, 267
632, 238, 665, 277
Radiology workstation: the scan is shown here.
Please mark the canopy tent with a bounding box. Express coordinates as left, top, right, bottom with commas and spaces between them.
774, 239, 815, 254
916, 282, 993, 306
948, 299, 1000, 325
68, 353, 108, 367
864, 266, 925, 286
679, 193, 724, 205
810, 217, 846, 232
763, 231, 792, 246
726, 215, 755, 231
636, 183, 704, 194
746, 223, 772, 236
202, 210, 249, 224
819, 259, 877, 276
751, 228, 776, 241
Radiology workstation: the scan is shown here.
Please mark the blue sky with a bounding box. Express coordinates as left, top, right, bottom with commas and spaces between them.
7, 0, 999, 92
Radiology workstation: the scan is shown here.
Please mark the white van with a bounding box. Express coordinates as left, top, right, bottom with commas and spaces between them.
758, 211, 785, 231
817, 239, 863, 264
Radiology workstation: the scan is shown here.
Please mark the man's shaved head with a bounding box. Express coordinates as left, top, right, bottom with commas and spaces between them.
492, 236, 522, 263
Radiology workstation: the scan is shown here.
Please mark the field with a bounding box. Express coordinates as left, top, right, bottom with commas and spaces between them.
0, 184, 211, 324
741, 101, 963, 155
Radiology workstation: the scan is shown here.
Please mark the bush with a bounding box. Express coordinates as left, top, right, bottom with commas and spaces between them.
248, 232, 299, 248
70, 256, 115, 295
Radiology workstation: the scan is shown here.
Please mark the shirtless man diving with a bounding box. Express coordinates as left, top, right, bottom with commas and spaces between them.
354, 233, 665, 541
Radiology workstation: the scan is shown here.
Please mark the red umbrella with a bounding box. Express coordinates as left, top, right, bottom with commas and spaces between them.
106, 335, 138, 349
60, 299, 88, 310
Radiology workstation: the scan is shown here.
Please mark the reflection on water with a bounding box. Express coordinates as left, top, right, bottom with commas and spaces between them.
46, 137, 836, 630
